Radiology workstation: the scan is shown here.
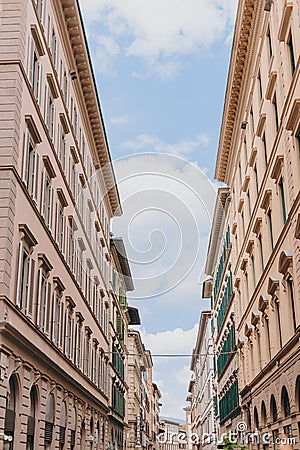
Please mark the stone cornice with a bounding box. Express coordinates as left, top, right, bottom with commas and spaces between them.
56, 0, 122, 217
215, 0, 258, 183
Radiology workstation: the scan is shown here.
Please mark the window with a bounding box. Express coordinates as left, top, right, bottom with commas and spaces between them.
287, 31, 295, 75
267, 210, 274, 251
281, 386, 291, 418
22, 128, 40, 203
27, 387, 37, 450
36, 255, 52, 333
272, 93, 279, 132
59, 402, 67, 450
34, 0, 45, 26
262, 133, 267, 166
83, 328, 92, 378
64, 300, 74, 359
45, 85, 55, 142
258, 234, 264, 271
50, 26, 58, 70
254, 164, 259, 194
250, 107, 254, 134
58, 124, 66, 173
16, 226, 37, 316
251, 254, 256, 289
70, 408, 76, 450
51, 286, 64, 348
55, 192, 67, 254
278, 177, 287, 224
27, 36, 43, 105
62, 69, 69, 107
258, 70, 263, 100
41, 162, 54, 230
287, 278, 296, 331
45, 394, 55, 446
5, 376, 17, 448
67, 217, 76, 272
267, 26, 272, 59
75, 314, 84, 369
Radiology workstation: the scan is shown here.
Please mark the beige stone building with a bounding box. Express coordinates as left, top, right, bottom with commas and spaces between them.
127, 329, 161, 450
159, 419, 180, 450
0, 0, 135, 449
188, 310, 215, 450
208, 0, 300, 447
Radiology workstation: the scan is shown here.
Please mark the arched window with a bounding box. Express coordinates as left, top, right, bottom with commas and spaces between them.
261, 401, 267, 428
96, 420, 100, 448
296, 376, 300, 412
90, 417, 94, 450
59, 401, 67, 449
27, 386, 37, 450
254, 406, 259, 430
45, 394, 55, 447
281, 386, 291, 418
270, 394, 278, 422
80, 420, 85, 450
70, 407, 76, 450
4, 376, 17, 449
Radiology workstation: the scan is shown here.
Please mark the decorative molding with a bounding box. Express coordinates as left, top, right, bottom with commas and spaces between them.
253, 217, 262, 235
38, 253, 53, 272
265, 71, 277, 100
286, 99, 300, 133
251, 311, 260, 326
267, 276, 279, 297
30, 24, 45, 56
42, 156, 56, 179
245, 323, 254, 337
258, 295, 269, 313
57, 188, 68, 208
18, 224, 38, 247
261, 190, 272, 211
241, 258, 248, 272
59, 113, 70, 134
53, 276, 66, 292
270, 155, 284, 182
242, 176, 250, 193
249, 147, 257, 168
246, 240, 254, 255
278, 1, 293, 42
257, 113, 266, 137
278, 250, 293, 275
46, 73, 59, 99
232, 222, 237, 235
238, 198, 244, 213
25, 115, 42, 144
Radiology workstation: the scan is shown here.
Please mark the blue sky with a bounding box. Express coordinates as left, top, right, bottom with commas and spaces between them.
79, 0, 237, 419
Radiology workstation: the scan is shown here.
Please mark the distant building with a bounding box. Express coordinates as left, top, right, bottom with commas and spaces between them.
189, 310, 216, 450
127, 329, 161, 450
159, 419, 180, 450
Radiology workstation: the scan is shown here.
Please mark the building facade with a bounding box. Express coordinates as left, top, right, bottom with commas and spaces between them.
189, 310, 215, 450
159, 419, 180, 450
205, 0, 300, 447
202, 189, 242, 438
0, 0, 134, 449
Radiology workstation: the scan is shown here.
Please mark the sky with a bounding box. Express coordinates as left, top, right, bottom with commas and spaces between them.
79, 0, 238, 420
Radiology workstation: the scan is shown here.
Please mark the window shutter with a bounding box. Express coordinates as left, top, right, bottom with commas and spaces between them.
52, 291, 56, 342
70, 317, 74, 360
16, 240, 24, 308
61, 214, 66, 255
44, 281, 51, 333
27, 36, 34, 85
55, 202, 59, 244
41, 168, 46, 218
32, 151, 39, 204
48, 185, 53, 231
37, 62, 42, 106
40, 0, 46, 28
59, 299, 64, 348
45, 84, 50, 127
36, 269, 42, 327
25, 257, 34, 315
22, 129, 30, 184
64, 309, 68, 355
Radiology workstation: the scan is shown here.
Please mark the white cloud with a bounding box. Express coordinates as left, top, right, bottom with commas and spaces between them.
79, 0, 238, 77
122, 133, 210, 157
91, 34, 120, 76
140, 324, 198, 355
137, 324, 198, 418
110, 114, 131, 125
112, 153, 217, 300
